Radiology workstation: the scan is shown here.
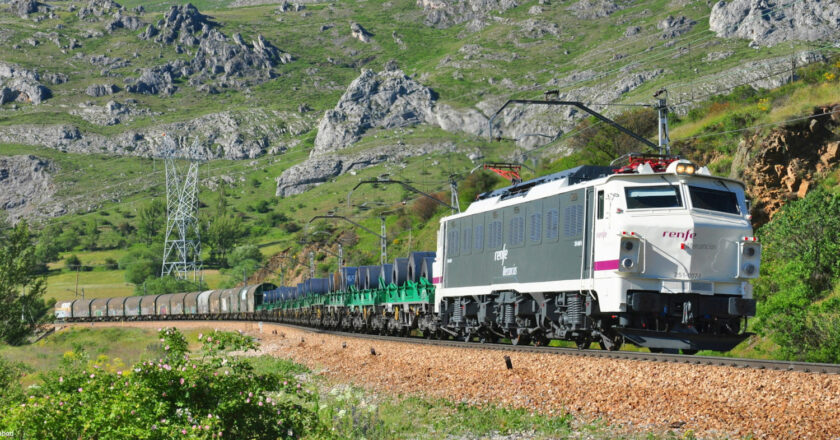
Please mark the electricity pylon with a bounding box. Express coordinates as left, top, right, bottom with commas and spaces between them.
158, 135, 202, 281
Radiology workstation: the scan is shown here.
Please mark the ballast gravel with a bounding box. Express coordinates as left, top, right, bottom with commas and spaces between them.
78, 321, 840, 439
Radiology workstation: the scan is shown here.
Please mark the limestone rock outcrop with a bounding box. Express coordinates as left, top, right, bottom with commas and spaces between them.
710, 0, 840, 46
0, 155, 62, 223
312, 69, 438, 156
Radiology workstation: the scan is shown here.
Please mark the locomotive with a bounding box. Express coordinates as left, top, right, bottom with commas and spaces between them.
56, 154, 760, 354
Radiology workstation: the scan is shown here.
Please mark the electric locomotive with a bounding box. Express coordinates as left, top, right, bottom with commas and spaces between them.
430, 154, 759, 352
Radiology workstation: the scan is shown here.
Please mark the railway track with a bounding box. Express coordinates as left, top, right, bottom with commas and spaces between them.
67, 319, 840, 374
259, 321, 840, 375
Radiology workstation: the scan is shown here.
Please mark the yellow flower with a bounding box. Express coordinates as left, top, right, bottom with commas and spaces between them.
825, 72, 837, 82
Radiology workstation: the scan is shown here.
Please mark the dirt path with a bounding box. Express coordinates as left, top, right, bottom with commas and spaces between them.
72, 321, 840, 439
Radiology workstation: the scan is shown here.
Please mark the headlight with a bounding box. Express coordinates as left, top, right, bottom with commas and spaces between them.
742, 263, 756, 276
622, 258, 635, 269
743, 246, 756, 257
623, 241, 634, 251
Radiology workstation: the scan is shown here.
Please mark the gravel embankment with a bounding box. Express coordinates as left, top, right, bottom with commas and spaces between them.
74, 321, 840, 439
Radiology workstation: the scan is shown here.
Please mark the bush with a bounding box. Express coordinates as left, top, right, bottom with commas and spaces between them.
137, 276, 203, 295
255, 200, 271, 214
65, 254, 82, 271
0, 328, 321, 439
459, 171, 499, 206
755, 188, 840, 362
120, 246, 163, 285
411, 192, 447, 222
227, 245, 263, 269
104, 257, 119, 270
282, 222, 301, 233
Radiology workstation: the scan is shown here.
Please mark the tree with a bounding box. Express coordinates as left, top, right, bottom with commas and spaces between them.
80, 219, 99, 251
567, 108, 658, 162
64, 254, 82, 271
411, 191, 447, 222
227, 245, 263, 268
204, 214, 246, 266
137, 199, 165, 244
0, 221, 53, 345
120, 245, 163, 285
458, 171, 499, 208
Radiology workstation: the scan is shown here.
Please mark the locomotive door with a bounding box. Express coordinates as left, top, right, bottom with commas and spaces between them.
581, 187, 595, 283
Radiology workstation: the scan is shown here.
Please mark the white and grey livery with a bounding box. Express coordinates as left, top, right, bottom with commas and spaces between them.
424, 158, 759, 353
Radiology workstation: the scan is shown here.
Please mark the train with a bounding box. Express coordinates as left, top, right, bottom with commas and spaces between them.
56, 155, 760, 354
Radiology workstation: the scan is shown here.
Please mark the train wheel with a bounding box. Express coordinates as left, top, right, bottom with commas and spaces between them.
533, 334, 550, 347
575, 338, 592, 350
649, 347, 665, 353
598, 333, 624, 351
681, 349, 699, 355
511, 332, 531, 346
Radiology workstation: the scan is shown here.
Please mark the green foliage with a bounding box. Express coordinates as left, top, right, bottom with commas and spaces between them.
567, 108, 658, 161
65, 254, 82, 270
80, 219, 100, 251
0, 357, 31, 406
458, 171, 500, 208
205, 214, 247, 267
0, 221, 53, 345
120, 245, 163, 285
755, 188, 840, 362
411, 191, 447, 222
319, 384, 574, 439
1, 328, 320, 439
219, 245, 264, 287
136, 276, 205, 296
227, 245, 263, 268
137, 200, 166, 245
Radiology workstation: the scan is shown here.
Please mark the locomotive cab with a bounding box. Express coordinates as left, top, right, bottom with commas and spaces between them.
591, 159, 759, 351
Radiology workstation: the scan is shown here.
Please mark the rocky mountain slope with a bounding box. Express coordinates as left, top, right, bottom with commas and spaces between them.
0, 0, 838, 222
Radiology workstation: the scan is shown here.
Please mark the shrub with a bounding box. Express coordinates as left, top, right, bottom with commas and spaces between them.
65, 254, 82, 271
227, 245, 263, 269
282, 222, 301, 233
120, 246, 163, 285
1, 328, 321, 439
104, 257, 119, 270
137, 276, 203, 295
411, 192, 447, 222
755, 188, 840, 362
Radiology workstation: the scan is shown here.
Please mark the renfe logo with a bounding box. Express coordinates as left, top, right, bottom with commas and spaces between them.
663, 229, 696, 240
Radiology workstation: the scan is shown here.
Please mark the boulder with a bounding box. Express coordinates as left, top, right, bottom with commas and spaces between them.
657, 15, 696, 39
12, 0, 40, 17
350, 23, 372, 42
566, 0, 621, 19
125, 67, 176, 95
85, 83, 118, 97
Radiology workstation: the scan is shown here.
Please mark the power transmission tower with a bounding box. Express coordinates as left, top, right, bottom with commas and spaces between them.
158, 135, 203, 282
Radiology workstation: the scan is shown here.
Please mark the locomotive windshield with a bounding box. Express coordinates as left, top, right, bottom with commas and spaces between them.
688, 186, 740, 214
625, 185, 683, 209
